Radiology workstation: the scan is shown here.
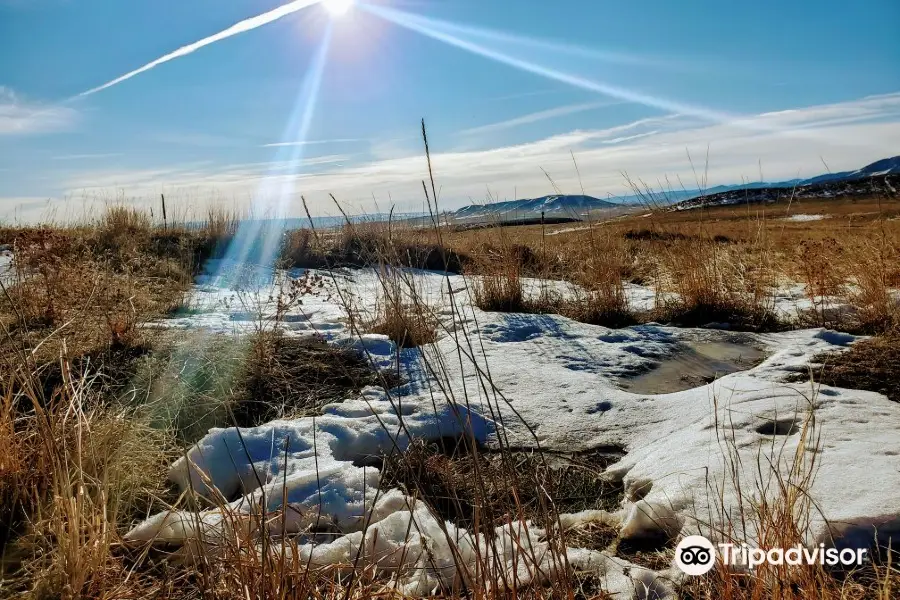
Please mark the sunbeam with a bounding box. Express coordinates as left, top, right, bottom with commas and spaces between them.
77, 0, 324, 97
221, 24, 334, 271
360, 3, 734, 125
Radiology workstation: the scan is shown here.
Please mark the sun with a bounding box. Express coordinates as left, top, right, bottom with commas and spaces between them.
323, 0, 354, 17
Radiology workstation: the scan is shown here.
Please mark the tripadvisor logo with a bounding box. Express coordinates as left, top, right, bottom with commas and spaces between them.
675, 536, 716, 575
675, 535, 867, 576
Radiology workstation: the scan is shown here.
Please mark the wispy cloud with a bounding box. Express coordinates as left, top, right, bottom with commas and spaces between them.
77, 0, 323, 97
16, 92, 900, 220
265, 154, 352, 167
362, 4, 733, 125
0, 87, 78, 135
461, 101, 618, 135
262, 138, 361, 148
53, 153, 122, 161
599, 131, 660, 145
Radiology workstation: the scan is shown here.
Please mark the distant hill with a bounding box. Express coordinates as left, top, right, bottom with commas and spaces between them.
669, 156, 900, 210
444, 157, 899, 220
451, 194, 618, 222
800, 156, 900, 186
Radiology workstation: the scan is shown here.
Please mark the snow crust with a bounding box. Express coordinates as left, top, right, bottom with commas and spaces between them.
130, 262, 900, 597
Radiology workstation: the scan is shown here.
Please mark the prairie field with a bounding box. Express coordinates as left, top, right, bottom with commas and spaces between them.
0, 191, 898, 600
5, 0, 900, 597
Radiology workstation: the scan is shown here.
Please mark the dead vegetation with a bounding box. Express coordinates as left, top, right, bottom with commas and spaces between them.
0, 207, 423, 598
803, 334, 900, 402
281, 221, 467, 273
379, 438, 626, 530
678, 396, 900, 600
0, 191, 898, 599
440, 195, 900, 336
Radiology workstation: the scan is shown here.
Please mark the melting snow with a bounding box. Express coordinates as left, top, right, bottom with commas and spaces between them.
0, 248, 14, 288
783, 213, 829, 222
130, 261, 900, 597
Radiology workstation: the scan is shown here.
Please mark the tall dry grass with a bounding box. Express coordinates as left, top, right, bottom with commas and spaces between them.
0, 185, 898, 599
681, 389, 897, 599
0, 352, 174, 598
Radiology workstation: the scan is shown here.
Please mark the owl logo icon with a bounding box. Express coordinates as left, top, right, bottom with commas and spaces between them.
675, 535, 716, 575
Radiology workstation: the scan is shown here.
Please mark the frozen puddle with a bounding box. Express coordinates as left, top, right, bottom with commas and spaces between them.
622, 339, 767, 394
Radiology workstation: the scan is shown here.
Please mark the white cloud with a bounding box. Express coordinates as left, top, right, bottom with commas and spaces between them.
461, 101, 618, 135
0, 87, 78, 135
18, 92, 900, 219
0, 196, 56, 223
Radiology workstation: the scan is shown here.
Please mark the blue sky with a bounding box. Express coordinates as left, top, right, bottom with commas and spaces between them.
1, 0, 898, 221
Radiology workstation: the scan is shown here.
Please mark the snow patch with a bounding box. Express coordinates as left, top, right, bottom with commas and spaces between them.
131, 263, 900, 597
783, 213, 829, 222
0, 248, 14, 288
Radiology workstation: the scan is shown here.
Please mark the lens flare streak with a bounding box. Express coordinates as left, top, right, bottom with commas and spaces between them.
221, 24, 334, 270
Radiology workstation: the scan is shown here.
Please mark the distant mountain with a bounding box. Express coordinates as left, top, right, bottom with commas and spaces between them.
800, 156, 900, 186
446, 157, 899, 220
670, 156, 900, 210
451, 194, 618, 221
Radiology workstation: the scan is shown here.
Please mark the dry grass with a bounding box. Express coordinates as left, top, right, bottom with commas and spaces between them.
471, 249, 528, 313
380, 438, 625, 530
0, 354, 175, 598
676, 389, 899, 600
437, 194, 900, 335
364, 266, 439, 349
0, 194, 898, 599
281, 219, 467, 273
0, 208, 236, 367
801, 334, 900, 402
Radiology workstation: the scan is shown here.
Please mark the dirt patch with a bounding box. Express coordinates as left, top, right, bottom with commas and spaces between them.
804, 334, 899, 402
622, 340, 767, 394
379, 438, 626, 531
755, 416, 801, 436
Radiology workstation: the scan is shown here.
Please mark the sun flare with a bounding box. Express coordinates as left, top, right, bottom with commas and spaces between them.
323, 0, 354, 17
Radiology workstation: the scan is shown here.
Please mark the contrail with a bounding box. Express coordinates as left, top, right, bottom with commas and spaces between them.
78, 0, 322, 97
361, 3, 734, 125
360, 3, 876, 145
